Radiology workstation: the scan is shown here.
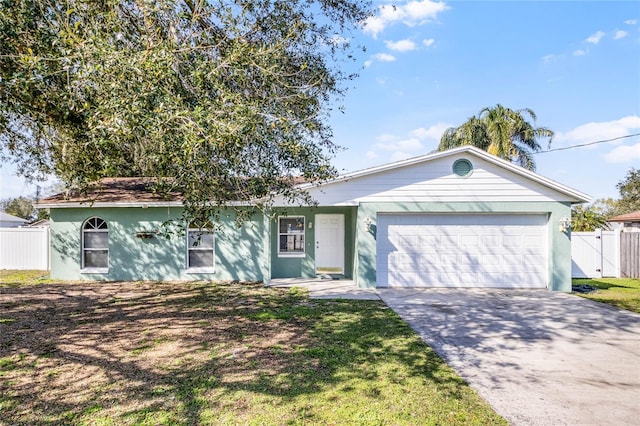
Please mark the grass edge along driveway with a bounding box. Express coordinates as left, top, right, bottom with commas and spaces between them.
0, 272, 506, 426
572, 277, 640, 313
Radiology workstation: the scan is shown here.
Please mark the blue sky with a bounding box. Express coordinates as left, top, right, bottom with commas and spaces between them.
329, 0, 640, 201
1, 0, 639, 202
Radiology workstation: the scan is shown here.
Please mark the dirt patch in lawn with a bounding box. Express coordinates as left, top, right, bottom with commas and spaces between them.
0, 280, 505, 425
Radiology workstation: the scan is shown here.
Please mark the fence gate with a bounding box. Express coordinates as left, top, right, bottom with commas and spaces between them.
571, 230, 620, 278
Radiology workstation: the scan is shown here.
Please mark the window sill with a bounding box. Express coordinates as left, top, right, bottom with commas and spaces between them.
277, 253, 306, 258
81, 268, 109, 274
186, 268, 216, 274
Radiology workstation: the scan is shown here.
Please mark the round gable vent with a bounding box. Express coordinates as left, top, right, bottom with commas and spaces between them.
453, 158, 473, 177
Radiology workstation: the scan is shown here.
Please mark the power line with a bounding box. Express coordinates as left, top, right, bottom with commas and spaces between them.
534, 133, 640, 154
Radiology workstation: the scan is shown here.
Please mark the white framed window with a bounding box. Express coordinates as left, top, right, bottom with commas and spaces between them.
278, 216, 305, 257
187, 227, 215, 272
82, 217, 109, 273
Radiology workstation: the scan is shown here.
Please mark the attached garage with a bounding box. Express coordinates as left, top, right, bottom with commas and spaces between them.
279, 145, 590, 291
376, 213, 548, 288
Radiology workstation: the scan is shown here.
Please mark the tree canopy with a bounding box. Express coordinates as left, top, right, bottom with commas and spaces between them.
438, 104, 553, 170
0, 0, 371, 224
2, 196, 35, 220
615, 167, 640, 215
571, 204, 610, 232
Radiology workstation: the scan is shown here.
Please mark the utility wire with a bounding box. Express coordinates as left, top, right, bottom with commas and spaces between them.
534, 133, 640, 154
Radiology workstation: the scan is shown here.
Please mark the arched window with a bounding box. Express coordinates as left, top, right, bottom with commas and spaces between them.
82, 217, 109, 270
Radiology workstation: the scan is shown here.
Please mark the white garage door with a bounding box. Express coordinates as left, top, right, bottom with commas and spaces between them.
376, 214, 548, 288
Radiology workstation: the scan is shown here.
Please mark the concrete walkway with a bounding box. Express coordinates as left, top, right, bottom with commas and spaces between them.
377, 288, 640, 426
267, 278, 380, 300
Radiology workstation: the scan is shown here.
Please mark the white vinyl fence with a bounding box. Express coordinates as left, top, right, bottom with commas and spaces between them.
571, 230, 620, 278
0, 227, 50, 270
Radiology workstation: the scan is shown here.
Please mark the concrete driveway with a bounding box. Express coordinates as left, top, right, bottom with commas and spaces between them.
377, 288, 640, 426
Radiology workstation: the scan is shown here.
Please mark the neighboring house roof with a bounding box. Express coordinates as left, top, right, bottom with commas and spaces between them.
0, 211, 28, 225
23, 219, 50, 227
36, 146, 592, 208
608, 210, 640, 222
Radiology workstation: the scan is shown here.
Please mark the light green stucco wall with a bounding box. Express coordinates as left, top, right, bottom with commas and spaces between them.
49, 207, 269, 281
269, 207, 357, 279
354, 201, 573, 291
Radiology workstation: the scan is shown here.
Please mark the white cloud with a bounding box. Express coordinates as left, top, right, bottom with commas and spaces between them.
624, 19, 637, 25
422, 38, 435, 47
614, 30, 628, 40
374, 137, 423, 152
385, 39, 417, 52
366, 151, 379, 160
573, 49, 586, 56
363, 0, 449, 38
367, 123, 453, 164
542, 54, 555, 63
586, 31, 605, 44
364, 53, 396, 67
555, 115, 640, 146
604, 142, 640, 163
376, 133, 398, 143
374, 52, 396, 62
409, 123, 452, 141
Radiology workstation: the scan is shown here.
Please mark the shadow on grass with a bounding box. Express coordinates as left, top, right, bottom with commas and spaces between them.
572, 279, 631, 290
0, 281, 495, 425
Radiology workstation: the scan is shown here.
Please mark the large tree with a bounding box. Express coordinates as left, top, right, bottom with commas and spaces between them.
0, 0, 371, 224
2, 196, 35, 220
615, 168, 640, 215
438, 104, 553, 170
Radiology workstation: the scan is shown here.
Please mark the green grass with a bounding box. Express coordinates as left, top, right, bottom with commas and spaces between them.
0, 269, 55, 287
572, 278, 640, 313
0, 279, 506, 425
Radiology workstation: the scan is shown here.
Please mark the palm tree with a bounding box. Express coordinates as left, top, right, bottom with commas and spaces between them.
438, 104, 554, 171
571, 205, 610, 232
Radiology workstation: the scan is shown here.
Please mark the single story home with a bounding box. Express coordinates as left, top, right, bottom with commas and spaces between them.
37, 146, 590, 291
608, 210, 640, 232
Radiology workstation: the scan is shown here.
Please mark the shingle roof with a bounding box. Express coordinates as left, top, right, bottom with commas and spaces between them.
36, 176, 309, 207
37, 177, 182, 206
608, 210, 640, 222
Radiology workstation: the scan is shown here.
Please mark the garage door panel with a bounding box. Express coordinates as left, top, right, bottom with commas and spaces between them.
482, 235, 501, 247
419, 235, 438, 247
460, 235, 480, 247
418, 253, 440, 267
503, 236, 523, 248
377, 214, 548, 288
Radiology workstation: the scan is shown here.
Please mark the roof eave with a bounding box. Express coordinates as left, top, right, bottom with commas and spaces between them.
35, 201, 184, 209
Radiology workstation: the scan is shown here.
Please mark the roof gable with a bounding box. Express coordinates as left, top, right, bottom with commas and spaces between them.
278, 146, 591, 206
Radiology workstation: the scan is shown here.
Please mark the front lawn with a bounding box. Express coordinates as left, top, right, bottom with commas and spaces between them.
572, 278, 640, 313
0, 272, 505, 425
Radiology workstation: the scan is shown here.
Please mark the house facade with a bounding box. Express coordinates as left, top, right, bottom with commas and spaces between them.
38, 146, 590, 291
